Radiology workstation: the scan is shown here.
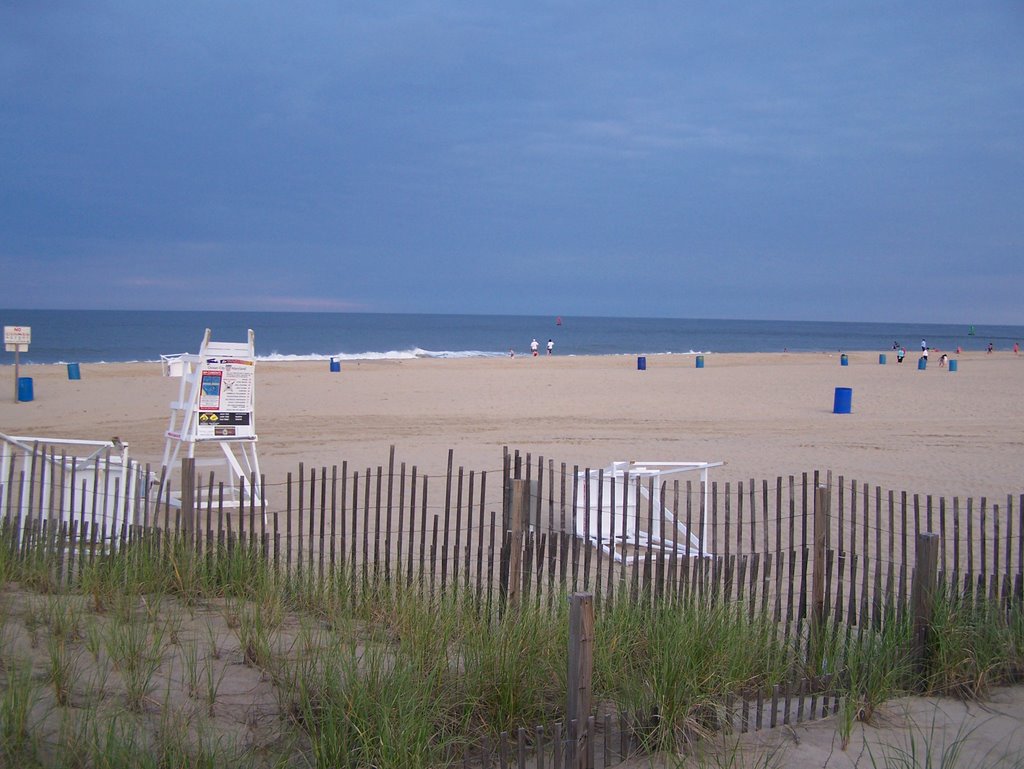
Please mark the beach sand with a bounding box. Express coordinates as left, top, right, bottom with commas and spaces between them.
2, 350, 1021, 500
2, 350, 1024, 767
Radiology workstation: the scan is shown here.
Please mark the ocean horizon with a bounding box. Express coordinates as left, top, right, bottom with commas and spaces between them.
1, 309, 1021, 366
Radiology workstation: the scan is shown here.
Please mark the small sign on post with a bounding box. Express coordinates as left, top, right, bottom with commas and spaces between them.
4, 325, 31, 403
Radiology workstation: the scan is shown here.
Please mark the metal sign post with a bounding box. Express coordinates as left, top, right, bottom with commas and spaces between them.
4, 326, 31, 403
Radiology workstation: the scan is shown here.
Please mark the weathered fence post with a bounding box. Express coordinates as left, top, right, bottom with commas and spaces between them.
911, 532, 940, 688
180, 457, 196, 538
810, 483, 829, 668
504, 478, 528, 610
568, 592, 594, 769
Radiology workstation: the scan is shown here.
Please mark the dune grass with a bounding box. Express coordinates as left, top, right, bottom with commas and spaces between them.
1, 524, 1023, 767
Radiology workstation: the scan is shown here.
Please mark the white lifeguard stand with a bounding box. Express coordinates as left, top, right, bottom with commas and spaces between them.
160, 329, 263, 514
576, 460, 722, 563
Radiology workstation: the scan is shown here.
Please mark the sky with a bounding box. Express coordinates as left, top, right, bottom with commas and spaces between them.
1, 3, 1022, 323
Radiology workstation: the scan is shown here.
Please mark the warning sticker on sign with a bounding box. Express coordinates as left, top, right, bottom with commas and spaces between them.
197, 411, 251, 438
198, 412, 250, 426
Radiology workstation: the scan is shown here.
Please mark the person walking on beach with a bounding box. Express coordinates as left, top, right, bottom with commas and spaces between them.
988, 342, 994, 354
940, 353, 948, 368
530, 338, 539, 356
1014, 342, 1020, 356
921, 339, 927, 353
546, 339, 554, 355
897, 347, 906, 364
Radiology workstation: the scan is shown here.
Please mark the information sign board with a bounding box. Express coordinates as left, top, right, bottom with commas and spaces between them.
4, 326, 31, 346
194, 357, 255, 439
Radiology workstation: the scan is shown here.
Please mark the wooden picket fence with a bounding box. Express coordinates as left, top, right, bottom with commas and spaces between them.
5, 444, 1021, 619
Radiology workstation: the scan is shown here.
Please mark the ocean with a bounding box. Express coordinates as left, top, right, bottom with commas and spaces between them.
2, 309, 1021, 365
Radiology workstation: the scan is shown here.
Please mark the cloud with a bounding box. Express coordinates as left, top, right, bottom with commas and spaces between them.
253, 296, 369, 312
1, 2, 1022, 322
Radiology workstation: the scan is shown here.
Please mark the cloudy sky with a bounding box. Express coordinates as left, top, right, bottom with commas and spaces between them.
2, 2, 1022, 323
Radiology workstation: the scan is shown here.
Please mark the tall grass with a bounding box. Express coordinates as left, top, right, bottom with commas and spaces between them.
458, 600, 566, 734
236, 601, 281, 671
0, 659, 39, 765
76, 533, 277, 617
924, 585, 1024, 698
0, 524, 15, 585
104, 614, 167, 712
601, 598, 791, 753
831, 614, 913, 750
43, 595, 84, 645
288, 642, 461, 769
46, 635, 80, 707
53, 706, 258, 769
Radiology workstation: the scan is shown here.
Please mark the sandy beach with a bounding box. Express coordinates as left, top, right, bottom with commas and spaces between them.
3, 350, 1024, 767
2, 350, 1021, 501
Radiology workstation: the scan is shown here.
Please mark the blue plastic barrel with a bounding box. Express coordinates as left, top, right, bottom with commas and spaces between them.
329, 358, 340, 373
17, 377, 33, 402
840, 354, 848, 366
918, 357, 927, 370
833, 387, 852, 414
949, 359, 958, 372
879, 354, 886, 365
696, 355, 704, 368
637, 356, 646, 371
67, 362, 81, 380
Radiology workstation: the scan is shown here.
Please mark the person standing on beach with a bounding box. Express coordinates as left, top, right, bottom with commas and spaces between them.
897, 347, 906, 363
530, 338, 539, 356
1014, 342, 1020, 356
988, 342, 994, 353
547, 339, 554, 355
921, 339, 927, 353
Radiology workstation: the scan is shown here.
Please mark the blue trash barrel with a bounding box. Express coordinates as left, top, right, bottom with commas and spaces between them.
696, 355, 704, 368
949, 359, 958, 372
67, 362, 81, 380
833, 387, 852, 414
918, 357, 927, 370
17, 377, 33, 402
329, 358, 341, 373
840, 354, 848, 366
879, 353, 886, 365
637, 356, 646, 371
